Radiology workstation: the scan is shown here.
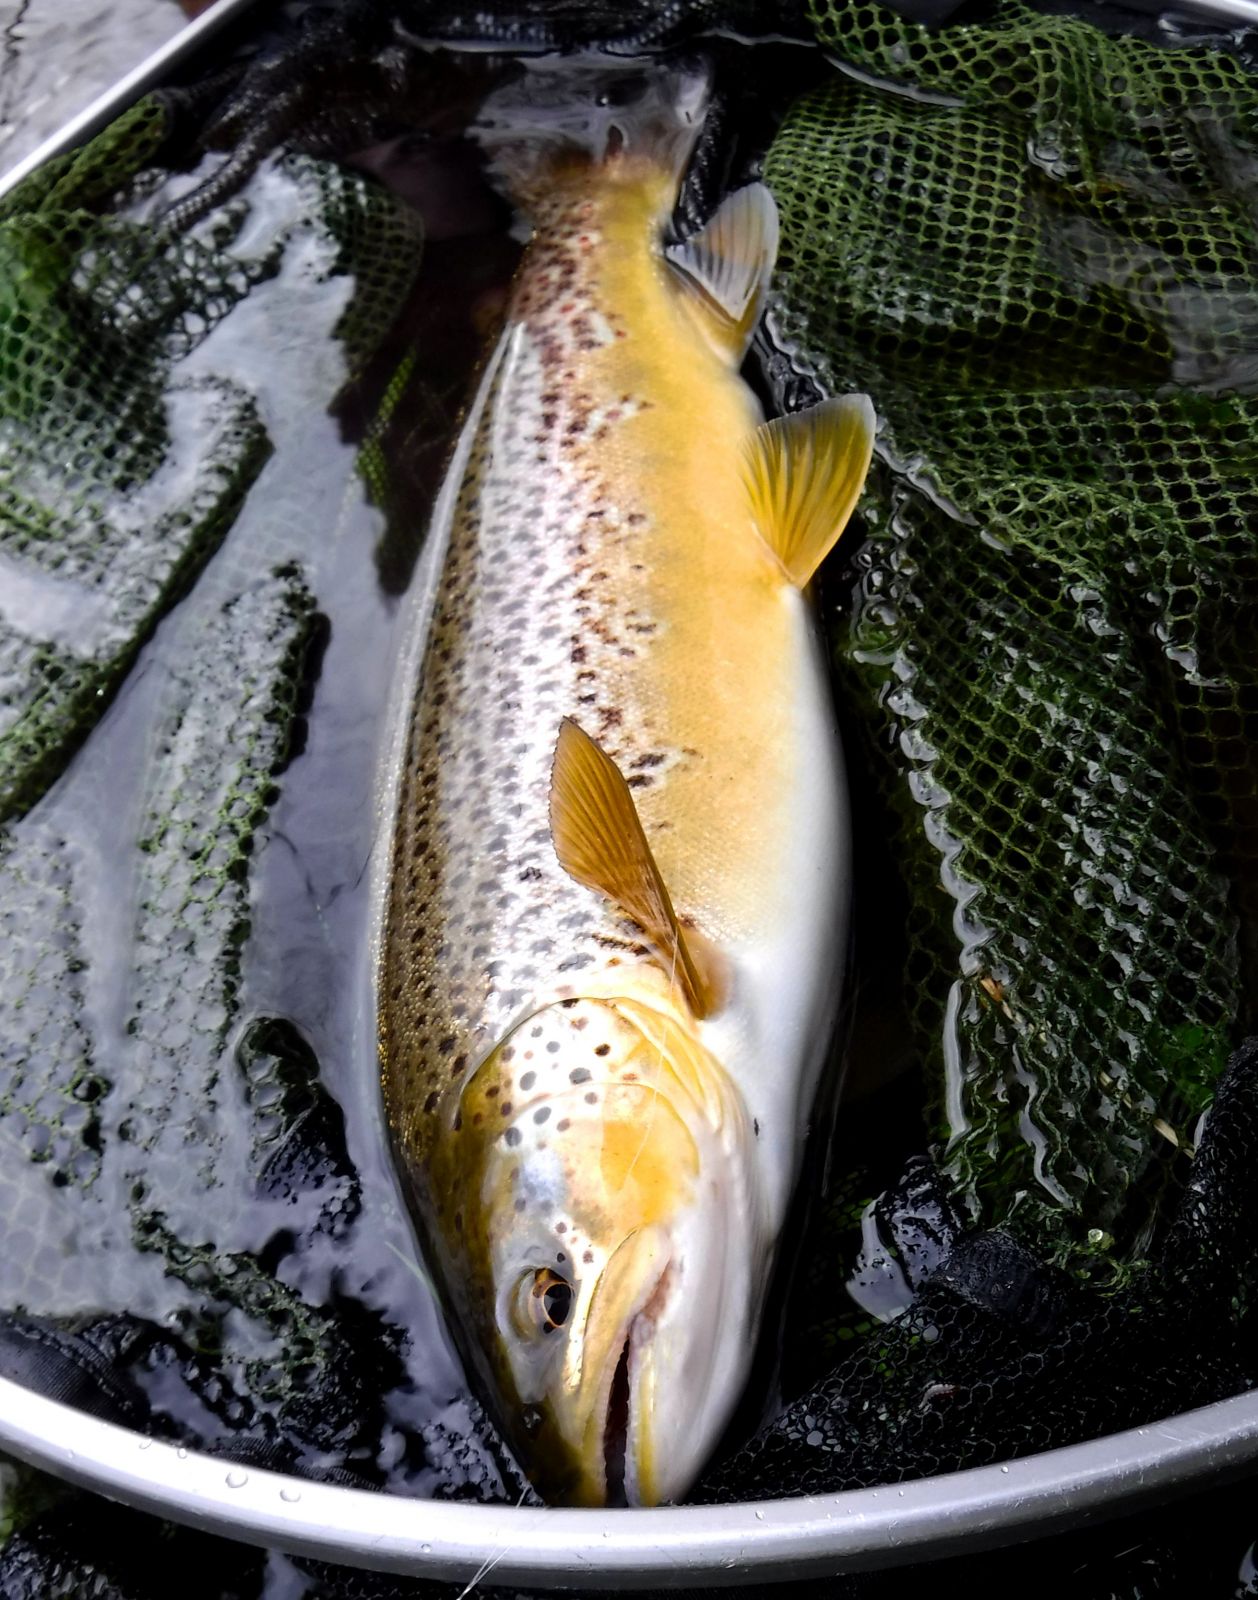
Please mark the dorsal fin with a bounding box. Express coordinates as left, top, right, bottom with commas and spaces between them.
743, 394, 877, 588
666, 182, 779, 361
549, 719, 721, 1020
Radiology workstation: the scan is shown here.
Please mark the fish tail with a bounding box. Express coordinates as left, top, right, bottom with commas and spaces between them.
474, 59, 711, 215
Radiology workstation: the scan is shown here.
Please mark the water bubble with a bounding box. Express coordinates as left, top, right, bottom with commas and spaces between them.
754, 1510, 765, 1522
1000, 1465, 1010, 1474
280, 1485, 301, 1503
138, 1439, 152, 1451
176, 1448, 188, 1460
226, 1469, 249, 1489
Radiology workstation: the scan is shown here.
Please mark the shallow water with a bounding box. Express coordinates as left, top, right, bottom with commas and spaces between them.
0, 134, 527, 1498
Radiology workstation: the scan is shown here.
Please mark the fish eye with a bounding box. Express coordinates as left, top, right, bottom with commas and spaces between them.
516, 1267, 573, 1336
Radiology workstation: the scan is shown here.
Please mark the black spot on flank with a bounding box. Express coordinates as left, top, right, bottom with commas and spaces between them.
562, 998, 579, 1009
583, 1250, 595, 1264
515, 1197, 527, 1213
570, 1068, 591, 1084
585, 1092, 599, 1104
504, 1127, 522, 1147
423, 1092, 438, 1114
557, 1252, 566, 1264
557, 1119, 570, 1131
535, 1107, 551, 1125
556, 1221, 567, 1233
595, 1044, 611, 1057
754, 1119, 760, 1137
546, 1040, 561, 1054
520, 1071, 536, 1091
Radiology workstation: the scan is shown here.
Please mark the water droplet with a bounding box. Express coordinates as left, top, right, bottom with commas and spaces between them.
419, 1543, 432, 1554
226, 1469, 248, 1489
1000, 1465, 1010, 1474
754, 1510, 765, 1522
138, 1439, 152, 1451
280, 1485, 301, 1503
176, 1448, 188, 1460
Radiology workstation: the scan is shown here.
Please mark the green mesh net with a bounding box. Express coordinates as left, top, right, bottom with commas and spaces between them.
764, 0, 1258, 1270
0, 103, 275, 824
0, 95, 444, 1464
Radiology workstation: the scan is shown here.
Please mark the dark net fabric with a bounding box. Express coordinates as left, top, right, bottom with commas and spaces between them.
2, 0, 1258, 1594
762, 0, 1258, 1271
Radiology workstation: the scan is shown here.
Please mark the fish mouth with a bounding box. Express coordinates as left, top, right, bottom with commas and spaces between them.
601, 1259, 673, 1507
546, 1225, 673, 1505
603, 1334, 633, 1506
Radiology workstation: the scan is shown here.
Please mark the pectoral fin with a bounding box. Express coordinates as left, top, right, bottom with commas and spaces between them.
666, 182, 779, 362
549, 719, 720, 1019
743, 394, 877, 588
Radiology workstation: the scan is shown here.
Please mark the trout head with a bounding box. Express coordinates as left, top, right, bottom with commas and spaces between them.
430, 993, 761, 1506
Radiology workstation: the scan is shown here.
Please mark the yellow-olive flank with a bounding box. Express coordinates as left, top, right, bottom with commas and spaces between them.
378, 64, 875, 1507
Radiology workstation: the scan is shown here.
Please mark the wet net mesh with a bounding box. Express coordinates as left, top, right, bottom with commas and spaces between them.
764, 0, 1258, 1271
3, 0, 1258, 1594
0, 89, 518, 1508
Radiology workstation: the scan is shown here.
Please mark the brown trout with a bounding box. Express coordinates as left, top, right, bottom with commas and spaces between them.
377, 63, 874, 1506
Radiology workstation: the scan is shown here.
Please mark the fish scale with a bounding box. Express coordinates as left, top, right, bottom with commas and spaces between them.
382, 171, 765, 1159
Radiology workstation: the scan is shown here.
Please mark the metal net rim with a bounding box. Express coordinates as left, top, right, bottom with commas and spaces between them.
1, 1373, 1257, 1585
